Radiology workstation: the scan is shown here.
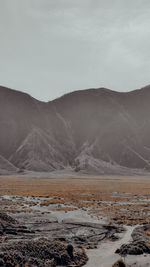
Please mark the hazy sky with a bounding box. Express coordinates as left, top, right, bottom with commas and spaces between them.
0, 0, 150, 101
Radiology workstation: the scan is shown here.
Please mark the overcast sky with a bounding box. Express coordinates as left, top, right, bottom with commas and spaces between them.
0, 0, 150, 101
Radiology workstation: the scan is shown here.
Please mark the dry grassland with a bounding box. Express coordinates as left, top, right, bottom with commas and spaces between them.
0, 174, 150, 225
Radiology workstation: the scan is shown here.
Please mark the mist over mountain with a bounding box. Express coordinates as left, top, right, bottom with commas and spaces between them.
0, 85, 150, 174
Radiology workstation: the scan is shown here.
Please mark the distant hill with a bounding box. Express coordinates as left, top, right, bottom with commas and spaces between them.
0, 85, 150, 174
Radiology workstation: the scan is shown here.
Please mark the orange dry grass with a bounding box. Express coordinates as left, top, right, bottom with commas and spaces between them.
0, 175, 150, 198
0, 175, 150, 225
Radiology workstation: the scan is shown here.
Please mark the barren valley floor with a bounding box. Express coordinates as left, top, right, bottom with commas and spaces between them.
0, 173, 150, 266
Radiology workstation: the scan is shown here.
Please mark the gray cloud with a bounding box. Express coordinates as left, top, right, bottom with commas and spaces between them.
0, 0, 150, 100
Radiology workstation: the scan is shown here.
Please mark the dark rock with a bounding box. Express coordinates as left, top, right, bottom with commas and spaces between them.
61, 253, 70, 265
116, 241, 150, 255
0, 258, 4, 266
0, 213, 17, 225
113, 258, 126, 267
0, 238, 87, 267
67, 244, 74, 259
110, 234, 119, 241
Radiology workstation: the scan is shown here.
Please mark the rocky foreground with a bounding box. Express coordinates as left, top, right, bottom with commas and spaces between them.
116, 224, 150, 256
0, 239, 87, 267
0, 211, 150, 267
0, 192, 150, 267
0, 213, 88, 266
0, 211, 124, 267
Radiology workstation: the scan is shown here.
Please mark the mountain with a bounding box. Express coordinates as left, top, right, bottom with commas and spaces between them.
0, 155, 17, 175
0, 85, 150, 174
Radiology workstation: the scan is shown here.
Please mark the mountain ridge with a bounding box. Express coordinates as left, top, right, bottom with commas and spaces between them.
0, 84, 150, 174
1, 84, 150, 104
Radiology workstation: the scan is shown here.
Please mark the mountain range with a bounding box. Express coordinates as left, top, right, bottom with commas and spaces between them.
0, 85, 150, 175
